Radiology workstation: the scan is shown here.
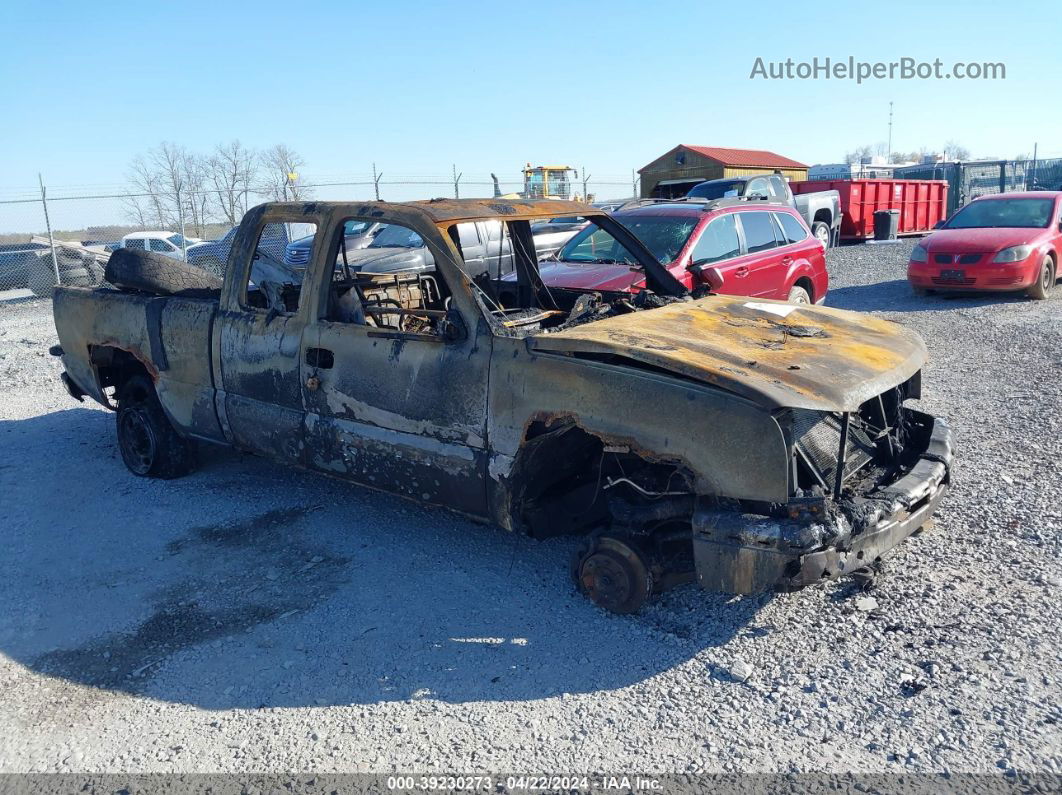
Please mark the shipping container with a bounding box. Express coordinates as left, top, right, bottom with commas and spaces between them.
792, 178, 948, 240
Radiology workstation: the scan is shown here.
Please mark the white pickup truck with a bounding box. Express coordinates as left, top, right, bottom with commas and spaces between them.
120, 231, 202, 261
687, 174, 842, 248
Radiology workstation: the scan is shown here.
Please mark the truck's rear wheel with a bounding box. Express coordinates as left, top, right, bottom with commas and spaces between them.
575, 536, 652, 614
116, 375, 194, 478
812, 222, 831, 249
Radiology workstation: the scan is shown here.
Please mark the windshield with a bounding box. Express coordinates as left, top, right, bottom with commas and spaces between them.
370, 224, 423, 248
167, 234, 193, 247
945, 198, 1054, 229
343, 220, 371, 236
558, 215, 697, 264
686, 179, 746, 200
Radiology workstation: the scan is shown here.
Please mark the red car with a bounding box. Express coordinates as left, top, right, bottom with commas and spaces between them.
907, 192, 1061, 300
513, 200, 829, 304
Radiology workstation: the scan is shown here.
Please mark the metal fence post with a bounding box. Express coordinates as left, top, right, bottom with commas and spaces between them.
176, 185, 188, 262
38, 174, 61, 287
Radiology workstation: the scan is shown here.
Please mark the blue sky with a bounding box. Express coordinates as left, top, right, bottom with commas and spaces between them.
2, 0, 1058, 196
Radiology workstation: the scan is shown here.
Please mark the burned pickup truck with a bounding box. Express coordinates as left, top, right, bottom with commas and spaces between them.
51, 198, 952, 613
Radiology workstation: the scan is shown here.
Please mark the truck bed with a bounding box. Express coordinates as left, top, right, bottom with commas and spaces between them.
53, 286, 225, 441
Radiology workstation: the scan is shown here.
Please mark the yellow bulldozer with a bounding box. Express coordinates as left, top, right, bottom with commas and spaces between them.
491, 164, 579, 200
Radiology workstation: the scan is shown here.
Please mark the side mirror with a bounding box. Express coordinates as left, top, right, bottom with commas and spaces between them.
691, 261, 724, 289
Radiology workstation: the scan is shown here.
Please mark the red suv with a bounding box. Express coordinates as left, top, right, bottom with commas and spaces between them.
517, 201, 829, 304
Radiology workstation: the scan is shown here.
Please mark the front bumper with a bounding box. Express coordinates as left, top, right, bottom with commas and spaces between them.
908, 260, 1037, 291
692, 413, 953, 594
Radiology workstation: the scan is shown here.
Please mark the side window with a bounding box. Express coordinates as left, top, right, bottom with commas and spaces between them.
125, 238, 146, 250
482, 220, 504, 241
325, 219, 453, 337
242, 221, 315, 315
746, 177, 770, 198
455, 222, 480, 251
768, 176, 788, 199
738, 212, 779, 254
149, 239, 173, 252
690, 215, 741, 265
776, 212, 809, 244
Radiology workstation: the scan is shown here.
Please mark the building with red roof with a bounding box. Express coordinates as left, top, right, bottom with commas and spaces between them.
638, 145, 809, 198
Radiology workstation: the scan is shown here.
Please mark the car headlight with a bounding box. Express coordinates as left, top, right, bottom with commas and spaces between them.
992, 245, 1033, 263
910, 245, 928, 263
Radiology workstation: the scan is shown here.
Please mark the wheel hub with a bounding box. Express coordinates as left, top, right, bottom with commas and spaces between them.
580, 551, 634, 612
119, 408, 156, 474
576, 537, 652, 614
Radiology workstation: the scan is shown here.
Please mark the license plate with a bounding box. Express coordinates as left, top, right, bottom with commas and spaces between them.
940, 269, 965, 280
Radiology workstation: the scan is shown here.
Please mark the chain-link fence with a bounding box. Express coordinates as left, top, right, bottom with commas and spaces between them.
0, 173, 639, 302
893, 157, 1062, 215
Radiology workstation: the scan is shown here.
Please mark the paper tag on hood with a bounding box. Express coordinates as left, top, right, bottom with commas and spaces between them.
743, 302, 798, 318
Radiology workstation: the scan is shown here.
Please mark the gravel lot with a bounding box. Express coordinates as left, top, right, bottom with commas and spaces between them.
1, 239, 1060, 777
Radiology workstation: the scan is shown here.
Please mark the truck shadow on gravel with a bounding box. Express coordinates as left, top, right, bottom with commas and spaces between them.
1, 409, 766, 709
826, 279, 1043, 313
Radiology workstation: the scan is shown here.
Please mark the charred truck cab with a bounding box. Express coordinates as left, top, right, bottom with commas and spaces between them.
51, 199, 953, 613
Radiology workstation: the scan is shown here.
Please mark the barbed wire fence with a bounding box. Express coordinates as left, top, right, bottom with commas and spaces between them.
0, 170, 641, 300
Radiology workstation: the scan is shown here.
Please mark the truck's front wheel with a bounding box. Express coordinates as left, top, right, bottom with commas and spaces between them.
116, 375, 195, 479
574, 536, 652, 614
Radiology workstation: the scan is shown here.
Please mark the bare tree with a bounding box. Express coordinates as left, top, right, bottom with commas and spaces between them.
128, 153, 169, 228
844, 145, 874, 165
944, 140, 971, 161
180, 152, 211, 237
261, 144, 310, 201
208, 140, 258, 226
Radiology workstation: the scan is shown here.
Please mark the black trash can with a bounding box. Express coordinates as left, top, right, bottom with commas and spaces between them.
873, 209, 900, 241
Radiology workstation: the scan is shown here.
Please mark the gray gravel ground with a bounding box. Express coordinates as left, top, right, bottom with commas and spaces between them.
1, 240, 1060, 776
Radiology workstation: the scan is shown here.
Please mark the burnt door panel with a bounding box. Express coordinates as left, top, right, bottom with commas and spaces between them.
216, 309, 308, 464
300, 321, 491, 516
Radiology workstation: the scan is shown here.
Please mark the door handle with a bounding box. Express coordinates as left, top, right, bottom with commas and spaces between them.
781, 255, 793, 266
305, 347, 334, 369
736, 266, 749, 277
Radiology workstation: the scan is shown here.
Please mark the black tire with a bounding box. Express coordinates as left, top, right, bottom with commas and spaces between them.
116, 375, 195, 479
105, 248, 222, 297
787, 285, 811, 304
1027, 255, 1055, 300
575, 536, 652, 614
27, 255, 58, 297
812, 221, 832, 249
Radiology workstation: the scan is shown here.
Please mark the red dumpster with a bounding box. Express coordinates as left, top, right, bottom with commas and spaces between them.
792, 178, 948, 241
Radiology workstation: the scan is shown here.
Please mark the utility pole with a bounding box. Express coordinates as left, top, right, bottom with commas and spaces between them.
372, 163, 382, 201
1031, 142, 1039, 188
887, 101, 894, 162
452, 163, 462, 199
631, 169, 639, 198
581, 167, 591, 202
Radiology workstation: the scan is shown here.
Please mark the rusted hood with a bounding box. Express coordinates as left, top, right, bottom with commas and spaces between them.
529, 296, 927, 412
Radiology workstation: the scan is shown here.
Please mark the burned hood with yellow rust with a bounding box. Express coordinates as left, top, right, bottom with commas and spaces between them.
529, 296, 927, 412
